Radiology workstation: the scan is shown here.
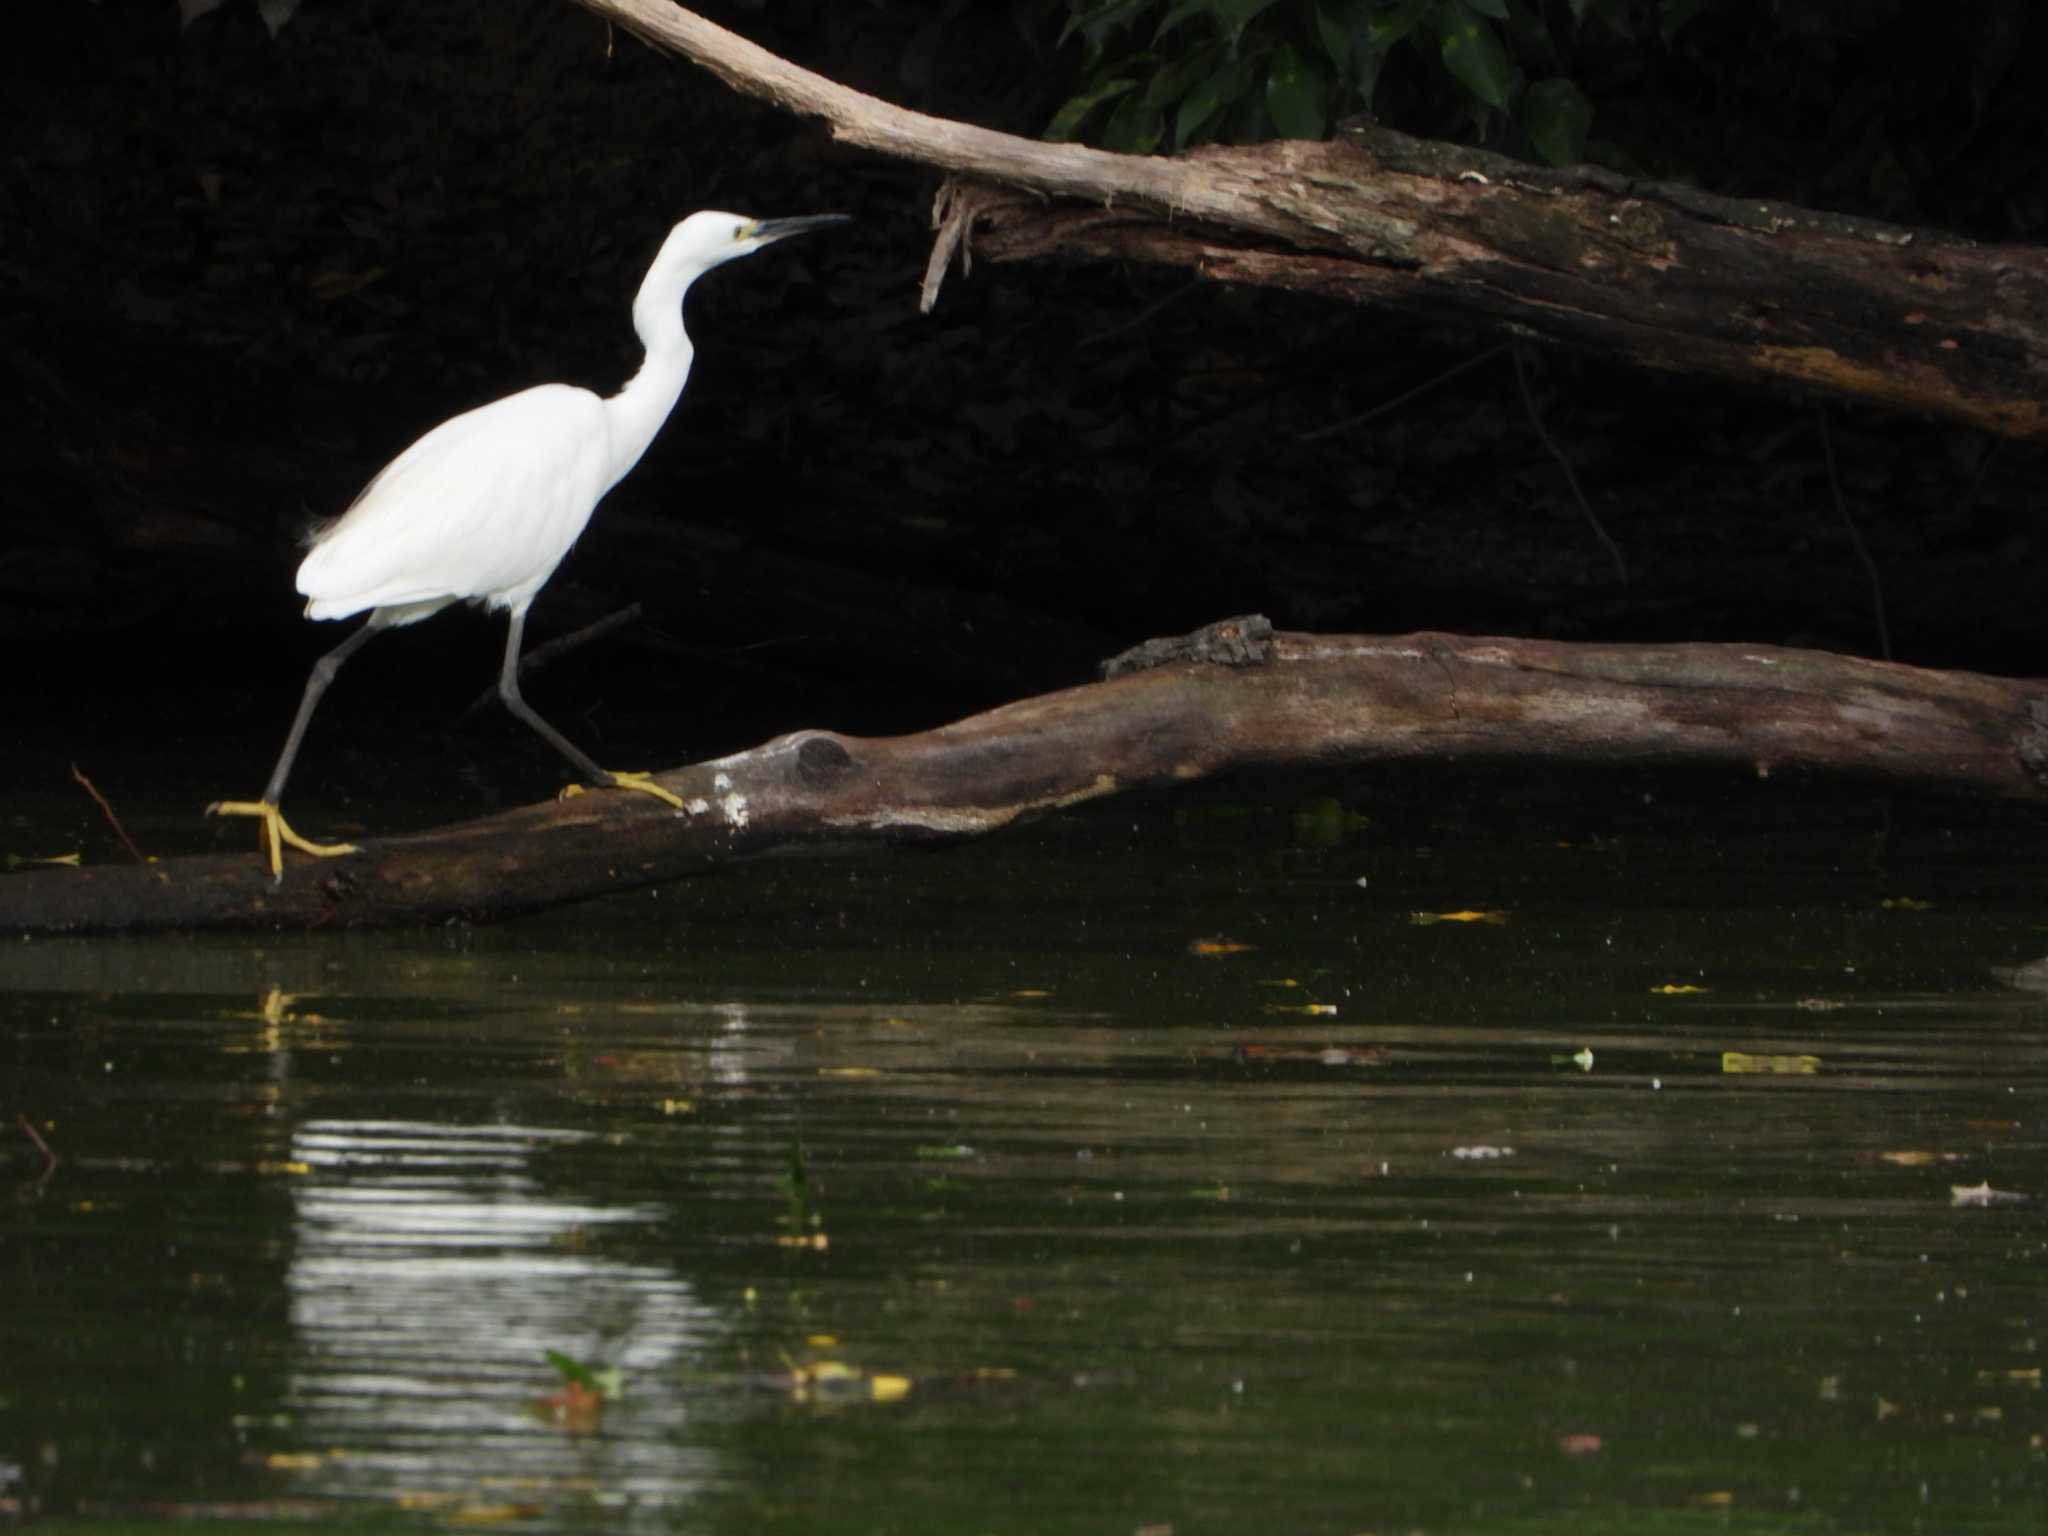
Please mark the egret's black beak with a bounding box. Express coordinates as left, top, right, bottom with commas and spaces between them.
753, 213, 855, 244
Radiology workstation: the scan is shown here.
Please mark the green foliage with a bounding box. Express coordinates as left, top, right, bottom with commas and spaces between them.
1050, 0, 1712, 164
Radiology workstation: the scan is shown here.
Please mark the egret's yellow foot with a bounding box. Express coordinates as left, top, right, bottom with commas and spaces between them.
559, 771, 687, 810
207, 799, 359, 881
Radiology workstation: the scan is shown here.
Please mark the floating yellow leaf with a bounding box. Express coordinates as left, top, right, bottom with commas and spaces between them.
1010, 988, 1053, 999
807, 1334, 839, 1347
1881, 897, 1935, 911
776, 1233, 831, 1250
782, 1368, 913, 1417
4, 851, 82, 868
817, 1067, 881, 1079
1189, 937, 1255, 956
264, 1452, 324, 1471
1411, 909, 1509, 926
1880, 1150, 1958, 1167
661, 1098, 696, 1115
1650, 983, 1710, 995
398, 1492, 467, 1511
1262, 1002, 1338, 1016
1723, 1052, 1821, 1075
254, 1160, 312, 1177
1691, 1491, 1735, 1508
447, 1502, 547, 1524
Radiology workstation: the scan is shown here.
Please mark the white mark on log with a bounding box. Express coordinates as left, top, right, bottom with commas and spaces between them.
713, 772, 734, 791
720, 793, 750, 829
686, 798, 711, 816
855, 807, 1023, 835
1299, 642, 1430, 660
1741, 654, 1781, 665
828, 775, 1121, 837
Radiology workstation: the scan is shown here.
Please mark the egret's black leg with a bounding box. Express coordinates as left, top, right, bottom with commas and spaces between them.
497, 607, 609, 781
210, 617, 384, 879
498, 608, 684, 809
263, 619, 385, 804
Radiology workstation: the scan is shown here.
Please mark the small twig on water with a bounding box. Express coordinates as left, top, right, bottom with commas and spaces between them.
1079, 279, 1203, 349
459, 603, 644, 723
1818, 407, 1891, 660
1297, 345, 1511, 444
19, 1112, 58, 1173
1512, 346, 1627, 585
70, 764, 151, 866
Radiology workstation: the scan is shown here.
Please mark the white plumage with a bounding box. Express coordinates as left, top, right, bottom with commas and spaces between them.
298, 383, 612, 623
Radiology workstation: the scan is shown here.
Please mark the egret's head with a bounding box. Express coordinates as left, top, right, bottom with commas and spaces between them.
654, 209, 853, 286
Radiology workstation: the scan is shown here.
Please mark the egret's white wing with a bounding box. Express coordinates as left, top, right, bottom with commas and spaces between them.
298, 384, 612, 620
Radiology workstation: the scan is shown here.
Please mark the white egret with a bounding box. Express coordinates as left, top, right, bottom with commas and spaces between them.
211, 210, 850, 880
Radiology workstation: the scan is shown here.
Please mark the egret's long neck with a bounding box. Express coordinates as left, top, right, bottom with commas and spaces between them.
601, 275, 698, 492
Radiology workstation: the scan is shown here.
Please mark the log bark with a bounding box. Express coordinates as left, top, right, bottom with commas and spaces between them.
7, 622, 2047, 935
568, 0, 2048, 440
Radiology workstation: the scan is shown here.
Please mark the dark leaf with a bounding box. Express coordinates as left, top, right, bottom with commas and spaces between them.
1266, 44, 1331, 139
1061, 0, 1156, 49
1435, 7, 1512, 109
1522, 75, 1593, 165
1145, 42, 1226, 112
1103, 87, 1166, 152
1046, 75, 1139, 141
1175, 54, 1259, 146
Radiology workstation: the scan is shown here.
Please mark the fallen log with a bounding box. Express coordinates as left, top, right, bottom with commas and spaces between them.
568, 0, 2048, 439
5, 621, 2047, 935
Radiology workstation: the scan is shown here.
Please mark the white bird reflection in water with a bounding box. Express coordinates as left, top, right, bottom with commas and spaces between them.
284, 1118, 727, 1516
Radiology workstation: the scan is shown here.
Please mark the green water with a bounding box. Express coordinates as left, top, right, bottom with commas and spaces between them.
3, 779, 2046, 1533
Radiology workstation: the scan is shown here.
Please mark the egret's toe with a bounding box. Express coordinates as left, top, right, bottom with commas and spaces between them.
208, 799, 357, 882
607, 770, 687, 810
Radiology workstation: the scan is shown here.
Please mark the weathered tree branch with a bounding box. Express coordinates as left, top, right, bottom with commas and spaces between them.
568, 0, 2048, 439
8, 623, 2047, 935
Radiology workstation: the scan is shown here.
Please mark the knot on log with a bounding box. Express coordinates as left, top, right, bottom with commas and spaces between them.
796, 734, 856, 781
2019, 696, 2048, 781
1100, 614, 1274, 679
